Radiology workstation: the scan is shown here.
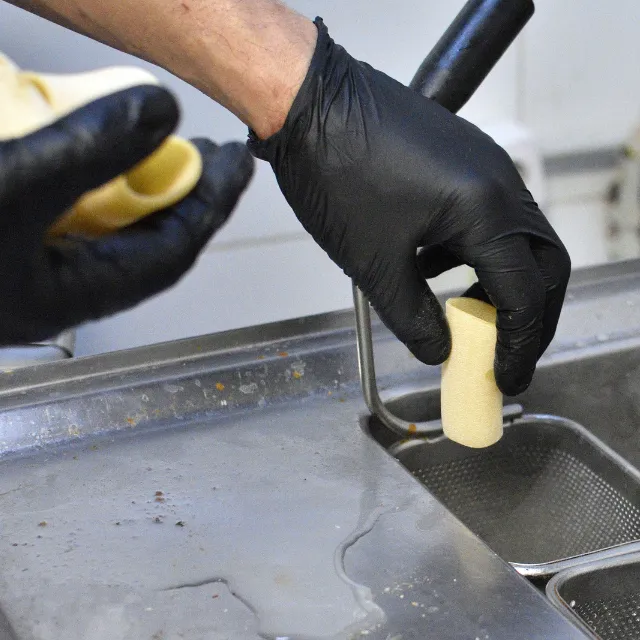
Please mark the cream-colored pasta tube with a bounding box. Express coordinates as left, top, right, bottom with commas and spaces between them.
0, 55, 52, 138
0, 54, 202, 237
49, 137, 202, 236
20, 66, 160, 115
441, 297, 503, 448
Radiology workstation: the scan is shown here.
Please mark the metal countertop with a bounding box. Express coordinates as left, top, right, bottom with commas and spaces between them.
2, 261, 637, 639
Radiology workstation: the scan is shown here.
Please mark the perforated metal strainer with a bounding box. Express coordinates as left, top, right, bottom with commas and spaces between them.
547, 550, 640, 640
390, 415, 640, 578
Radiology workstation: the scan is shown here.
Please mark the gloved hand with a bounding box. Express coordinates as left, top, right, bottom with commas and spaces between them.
0, 84, 253, 344
249, 19, 570, 396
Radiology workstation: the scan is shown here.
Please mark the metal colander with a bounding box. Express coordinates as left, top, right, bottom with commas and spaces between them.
547, 551, 640, 640
390, 415, 640, 578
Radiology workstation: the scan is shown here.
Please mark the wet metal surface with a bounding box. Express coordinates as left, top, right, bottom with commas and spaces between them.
0, 261, 635, 638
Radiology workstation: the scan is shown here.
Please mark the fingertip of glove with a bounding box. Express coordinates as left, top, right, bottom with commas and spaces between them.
195, 140, 255, 212
221, 141, 256, 187
408, 333, 451, 366
96, 85, 180, 143
134, 85, 180, 135
495, 367, 534, 397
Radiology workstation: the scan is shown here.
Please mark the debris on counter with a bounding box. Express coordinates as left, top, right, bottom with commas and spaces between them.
38, 521, 47, 527
175, 521, 185, 527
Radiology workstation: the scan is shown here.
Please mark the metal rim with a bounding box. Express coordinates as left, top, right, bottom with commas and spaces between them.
545, 549, 640, 639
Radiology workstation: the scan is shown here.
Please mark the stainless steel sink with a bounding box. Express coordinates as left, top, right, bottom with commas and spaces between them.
366, 336, 640, 580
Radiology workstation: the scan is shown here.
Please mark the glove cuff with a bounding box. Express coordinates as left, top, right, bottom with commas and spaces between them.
247, 17, 334, 162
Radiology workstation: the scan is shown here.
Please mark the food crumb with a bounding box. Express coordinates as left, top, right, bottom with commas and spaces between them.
153, 516, 163, 524
292, 371, 303, 379
115, 522, 121, 526
38, 521, 47, 527
570, 600, 576, 608
212, 594, 219, 599
155, 491, 164, 497
408, 423, 417, 434
411, 602, 419, 607
175, 521, 186, 527
215, 382, 225, 391
155, 497, 165, 503
278, 352, 289, 357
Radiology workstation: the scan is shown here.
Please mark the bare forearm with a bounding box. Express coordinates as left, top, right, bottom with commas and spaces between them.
5, 0, 317, 138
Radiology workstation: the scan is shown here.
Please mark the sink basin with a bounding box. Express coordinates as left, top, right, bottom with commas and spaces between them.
365, 337, 640, 580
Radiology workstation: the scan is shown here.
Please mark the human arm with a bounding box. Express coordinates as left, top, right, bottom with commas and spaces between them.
4, 0, 317, 139
3, 0, 570, 393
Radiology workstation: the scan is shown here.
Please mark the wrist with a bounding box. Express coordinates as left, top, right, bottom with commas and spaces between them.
240, 16, 317, 139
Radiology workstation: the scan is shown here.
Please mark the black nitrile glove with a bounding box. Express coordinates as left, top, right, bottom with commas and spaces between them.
0, 84, 253, 344
249, 19, 570, 396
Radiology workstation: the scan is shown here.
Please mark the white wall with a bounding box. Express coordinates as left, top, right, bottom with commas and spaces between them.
521, 0, 640, 154
2, 1, 637, 355
522, 1, 640, 270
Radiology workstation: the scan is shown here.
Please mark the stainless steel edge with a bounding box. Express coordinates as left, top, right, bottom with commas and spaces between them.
545, 549, 640, 639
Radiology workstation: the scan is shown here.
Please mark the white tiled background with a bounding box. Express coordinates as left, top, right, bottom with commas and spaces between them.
1, 1, 639, 356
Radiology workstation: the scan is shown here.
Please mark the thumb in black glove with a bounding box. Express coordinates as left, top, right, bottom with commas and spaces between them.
0, 84, 254, 344
249, 19, 570, 396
